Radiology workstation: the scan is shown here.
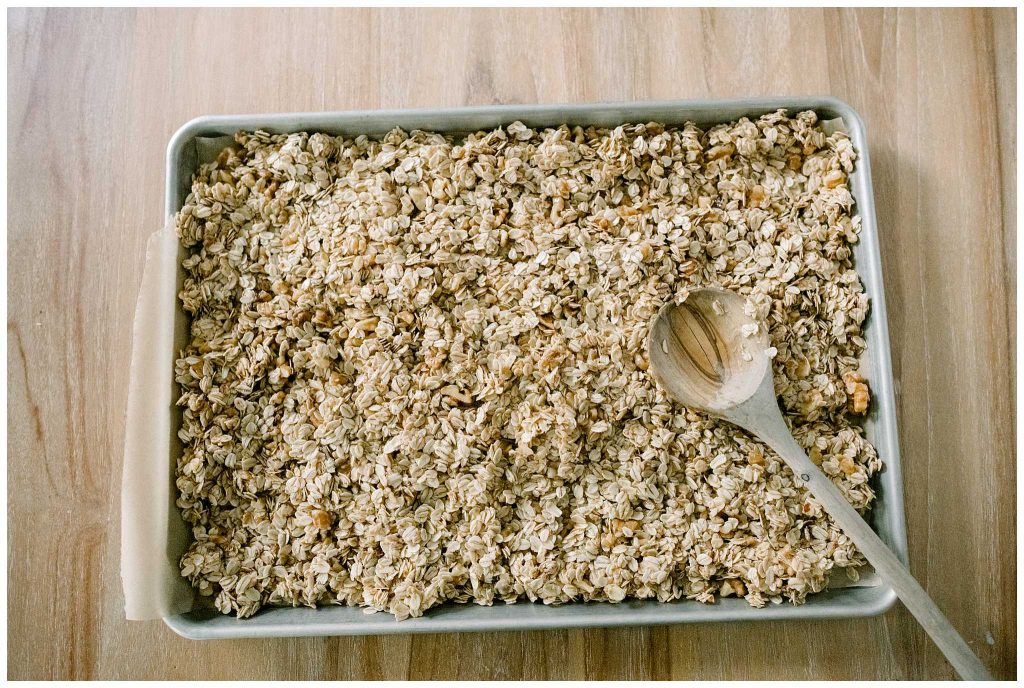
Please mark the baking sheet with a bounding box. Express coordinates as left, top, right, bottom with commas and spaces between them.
122, 98, 902, 635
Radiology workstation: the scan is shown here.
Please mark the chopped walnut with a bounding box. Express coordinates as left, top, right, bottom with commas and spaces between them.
838, 456, 859, 477
843, 370, 870, 414
312, 510, 333, 530
706, 142, 736, 161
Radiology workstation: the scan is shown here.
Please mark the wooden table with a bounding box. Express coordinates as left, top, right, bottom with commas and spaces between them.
8, 8, 1016, 680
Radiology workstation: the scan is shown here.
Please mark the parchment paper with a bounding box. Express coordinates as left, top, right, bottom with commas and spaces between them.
120, 123, 877, 622
122, 136, 240, 620
121, 220, 193, 620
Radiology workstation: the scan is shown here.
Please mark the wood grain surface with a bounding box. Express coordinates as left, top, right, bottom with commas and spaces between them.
7, 7, 1016, 680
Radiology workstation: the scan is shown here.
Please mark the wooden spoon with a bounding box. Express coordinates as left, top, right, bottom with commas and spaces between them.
647, 287, 991, 681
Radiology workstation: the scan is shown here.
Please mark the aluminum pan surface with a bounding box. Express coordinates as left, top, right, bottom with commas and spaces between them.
163, 98, 906, 639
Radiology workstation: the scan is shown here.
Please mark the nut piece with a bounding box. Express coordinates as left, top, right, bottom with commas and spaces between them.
824, 170, 846, 189
748, 184, 767, 208
843, 370, 870, 414
838, 456, 859, 477
707, 142, 736, 161
312, 510, 333, 530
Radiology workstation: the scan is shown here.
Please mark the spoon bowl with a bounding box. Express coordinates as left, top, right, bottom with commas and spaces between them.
647, 288, 770, 414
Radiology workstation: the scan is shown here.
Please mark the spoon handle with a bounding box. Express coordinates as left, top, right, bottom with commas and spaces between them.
748, 413, 992, 680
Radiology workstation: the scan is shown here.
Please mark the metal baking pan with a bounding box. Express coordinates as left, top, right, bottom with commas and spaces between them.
162, 98, 907, 639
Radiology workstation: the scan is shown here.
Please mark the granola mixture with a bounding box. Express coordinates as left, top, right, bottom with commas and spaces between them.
174, 110, 879, 619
